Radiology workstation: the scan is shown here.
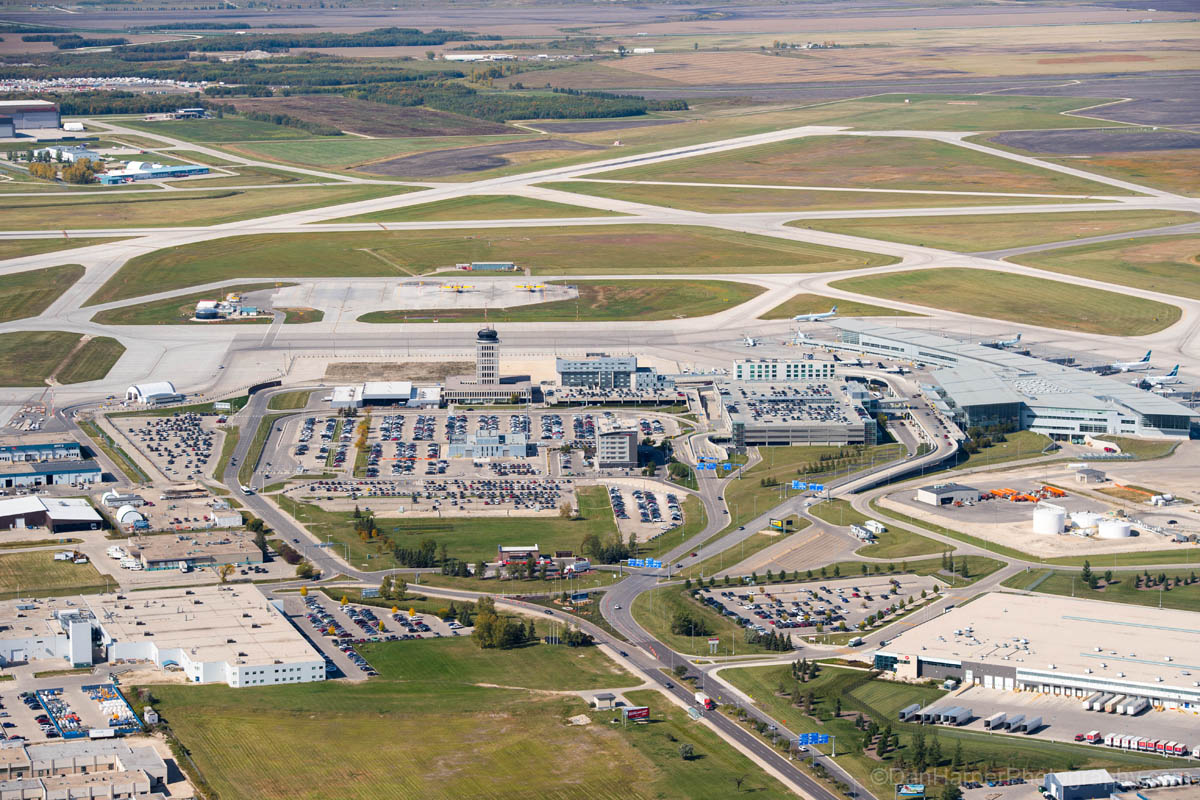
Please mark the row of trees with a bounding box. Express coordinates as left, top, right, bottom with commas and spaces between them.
580, 532, 634, 565
472, 596, 538, 650
744, 628, 792, 651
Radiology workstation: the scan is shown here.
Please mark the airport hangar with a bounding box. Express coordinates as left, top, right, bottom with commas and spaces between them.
827, 320, 1196, 440
0, 100, 60, 130
873, 593, 1200, 712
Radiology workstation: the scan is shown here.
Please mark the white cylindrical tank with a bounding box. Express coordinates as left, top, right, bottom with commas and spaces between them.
1033, 505, 1066, 535
1071, 511, 1104, 529
115, 504, 143, 524
1098, 520, 1132, 539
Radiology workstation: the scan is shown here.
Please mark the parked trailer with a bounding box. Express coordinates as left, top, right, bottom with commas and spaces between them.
898, 703, 921, 722
938, 706, 964, 724
1022, 716, 1042, 734
1105, 695, 1125, 713
1082, 692, 1104, 711
1092, 693, 1114, 711
984, 712, 1007, 730
1005, 713, 1025, 732
943, 707, 972, 726
1122, 735, 1137, 749
1138, 738, 1153, 752
920, 707, 942, 724
1125, 698, 1149, 716
1104, 733, 1118, 747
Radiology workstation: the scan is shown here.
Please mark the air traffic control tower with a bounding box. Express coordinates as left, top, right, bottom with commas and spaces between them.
476, 327, 499, 384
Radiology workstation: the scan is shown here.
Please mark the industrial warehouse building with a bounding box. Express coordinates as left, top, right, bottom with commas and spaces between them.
717, 381, 876, 448
0, 100, 60, 130
33, 145, 96, 163
0, 439, 82, 463
734, 358, 837, 383
828, 320, 1196, 440
99, 161, 210, 184
915, 483, 980, 506
873, 594, 1200, 711
1043, 770, 1116, 800
0, 459, 101, 489
125, 531, 260, 571
0, 739, 169, 798
0, 496, 103, 532
0, 117, 14, 138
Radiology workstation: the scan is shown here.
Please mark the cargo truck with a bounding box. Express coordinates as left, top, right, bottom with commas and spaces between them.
694, 692, 715, 711
1103, 733, 1118, 747
984, 712, 1006, 730
1086, 731, 1101, 744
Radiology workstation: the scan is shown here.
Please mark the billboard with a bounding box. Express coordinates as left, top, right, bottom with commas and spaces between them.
623, 706, 650, 720
769, 518, 794, 531
897, 785, 926, 798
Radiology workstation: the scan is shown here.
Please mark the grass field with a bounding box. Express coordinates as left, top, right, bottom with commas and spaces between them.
276, 485, 617, 568
0, 331, 82, 386
794, 210, 1197, 252
632, 584, 792, 657
537, 181, 1079, 214
226, 96, 514, 139
116, 116, 321, 143
1044, 149, 1200, 197
953, 430, 1054, 470
1012, 234, 1200, 301
78, 419, 149, 484
267, 390, 313, 410
830, 268, 1180, 336
358, 279, 764, 324
330, 194, 620, 223
0, 550, 111, 600
759, 292, 917, 320
1094, 435, 1179, 460
0, 185, 411, 231
0, 238, 124, 262
807, 499, 942, 559
239, 413, 290, 487
0, 264, 84, 322
720, 664, 1179, 796
56, 336, 125, 384
591, 136, 1127, 196
90, 283, 287, 325
234, 133, 532, 170
1002, 568, 1200, 612
87, 226, 894, 305
145, 635, 777, 800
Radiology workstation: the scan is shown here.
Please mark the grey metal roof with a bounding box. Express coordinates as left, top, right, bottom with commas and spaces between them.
1048, 769, 1114, 787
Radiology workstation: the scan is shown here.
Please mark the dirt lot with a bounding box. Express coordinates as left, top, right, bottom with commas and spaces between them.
226, 96, 512, 138
358, 138, 605, 178
532, 119, 683, 134
323, 361, 472, 382
990, 129, 1200, 155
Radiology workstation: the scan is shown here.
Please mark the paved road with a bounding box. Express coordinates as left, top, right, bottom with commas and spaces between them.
973, 219, 1200, 260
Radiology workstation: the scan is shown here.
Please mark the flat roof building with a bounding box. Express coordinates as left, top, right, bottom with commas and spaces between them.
126, 531, 260, 571
874, 593, 1200, 710
734, 358, 837, 383
0, 460, 101, 489
33, 145, 96, 163
0, 738, 168, 795
557, 353, 639, 389
1043, 770, 1116, 800
0, 100, 60, 130
99, 162, 209, 185
717, 380, 876, 448
829, 320, 1196, 440
915, 483, 980, 506
0, 439, 82, 463
447, 433, 535, 459
596, 426, 638, 469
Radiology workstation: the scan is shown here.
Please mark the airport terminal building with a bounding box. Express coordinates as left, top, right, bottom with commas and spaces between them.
828, 320, 1196, 440
873, 593, 1200, 711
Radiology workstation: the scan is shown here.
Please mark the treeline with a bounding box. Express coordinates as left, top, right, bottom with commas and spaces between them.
203, 84, 272, 97
130, 21, 317, 30
117, 26, 497, 56
8, 91, 199, 115
207, 101, 342, 135
21, 34, 129, 49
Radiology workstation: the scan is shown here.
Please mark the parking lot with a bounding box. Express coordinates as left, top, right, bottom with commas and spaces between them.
283, 475, 574, 517
113, 412, 225, 482
606, 482, 684, 543
697, 575, 942, 641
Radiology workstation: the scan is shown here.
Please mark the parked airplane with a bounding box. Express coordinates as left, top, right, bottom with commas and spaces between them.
1136, 365, 1181, 386
832, 353, 866, 366
980, 333, 1021, 348
877, 362, 909, 375
742, 335, 759, 347
1108, 350, 1152, 372
793, 306, 837, 322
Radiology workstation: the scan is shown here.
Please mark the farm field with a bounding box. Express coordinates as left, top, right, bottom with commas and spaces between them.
830, 268, 1180, 336
537, 181, 1084, 214
226, 96, 513, 138
55, 336, 126, 385
232, 134, 533, 170
330, 194, 619, 223
144, 635, 774, 800
87, 226, 894, 305
759, 292, 917, 320
0, 264, 85, 322
0, 186, 413, 231
115, 116, 322, 143
1011, 235, 1200, 301
0, 238, 125, 262
591, 136, 1130, 196
358, 279, 764, 323
0, 550, 111, 600
274, 485, 617, 568
90, 283, 287, 325
1002, 569, 1200, 612
794, 210, 1198, 252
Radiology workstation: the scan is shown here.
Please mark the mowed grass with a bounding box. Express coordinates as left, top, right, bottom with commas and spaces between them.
1003, 569, 1200, 612
234, 133, 533, 170
0, 331, 82, 386
358, 279, 765, 323
793, 210, 1198, 252
0, 238, 125, 262
56, 336, 125, 384
807, 499, 942, 559
87, 226, 895, 305
330, 194, 621, 223
0, 185, 412, 231
592, 136, 1128, 196
0, 264, 84, 322
632, 584, 788, 657
115, 116, 319, 143
0, 550, 110, 599
276, 485, 617, 567
537, 180, 1087, 213
759, 292, 917, 319
90, 283, 288, 325
831, 268, 1180, 335
1012, 234, 1200, 300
